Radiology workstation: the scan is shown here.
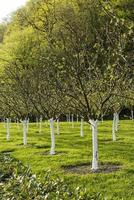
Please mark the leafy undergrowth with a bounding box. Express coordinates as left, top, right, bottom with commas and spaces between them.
0, 153, 101, 200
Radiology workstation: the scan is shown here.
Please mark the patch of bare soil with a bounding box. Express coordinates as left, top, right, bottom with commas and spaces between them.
63, 162, 121, 174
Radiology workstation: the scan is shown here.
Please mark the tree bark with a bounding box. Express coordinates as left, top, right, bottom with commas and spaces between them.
131, 109, 133, 121
50, 118, 55, 155
112, 113, 116, 141
115, 112, 119, 132
39, 116, 42, 133
89, 119, 99, 171
23, 119, 27, 145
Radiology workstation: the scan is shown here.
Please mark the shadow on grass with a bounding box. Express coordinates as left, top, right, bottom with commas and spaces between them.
35, 144, 50, 149
1, 149, 15, 154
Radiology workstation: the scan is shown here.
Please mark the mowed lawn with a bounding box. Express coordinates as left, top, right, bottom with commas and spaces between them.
0, 120, 134, 199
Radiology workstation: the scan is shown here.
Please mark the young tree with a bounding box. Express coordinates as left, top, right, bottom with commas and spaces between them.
49, 0, 131, 170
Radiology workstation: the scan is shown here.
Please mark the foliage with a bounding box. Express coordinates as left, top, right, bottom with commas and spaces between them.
0, 152, 100, 200
0, 0, 133, 120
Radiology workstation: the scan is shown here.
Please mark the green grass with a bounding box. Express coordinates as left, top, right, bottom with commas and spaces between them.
0, 120, 134, 199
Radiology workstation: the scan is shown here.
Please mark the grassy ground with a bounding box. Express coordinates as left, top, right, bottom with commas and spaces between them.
0, 120, 134, 199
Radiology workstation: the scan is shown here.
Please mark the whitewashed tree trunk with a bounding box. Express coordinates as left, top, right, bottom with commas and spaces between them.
50, 118, 55, 155
115, 112, 119, 132
80, 118, 84, 137
23, 119, 27, 145
6, 118, 10, 141
112, 113, 116, 141
39, 116, 42, 133
89, 119, 99, 171
131, 109, 133, 121
57, 118, 60, 135
71, 114, 74, 128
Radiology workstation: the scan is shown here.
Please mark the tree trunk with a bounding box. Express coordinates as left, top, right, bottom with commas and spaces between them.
115, 112, 119, 132
39, 116, 42, 133
131, 109, 133, 121
50, 118, 55, 155
9, 118, 11, 127
89, 119, 99, 171
6, 118, 10, 141
112, 113, 116, 141
23, 119, 27, 145
80, 118, 84, 137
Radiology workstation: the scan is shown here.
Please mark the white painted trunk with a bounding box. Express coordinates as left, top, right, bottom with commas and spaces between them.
39, 116, 42, 133
115, 112, 119, 132
112, 113, 116, 141
6, 118, 10, 141
71, 114, 74, 128
89, 119, 99, 171
80, 118, 84, 137
57, 118, 60, 135
131, 109, 133, 121
23, 119, 27, 145
50, 118, 55, 155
